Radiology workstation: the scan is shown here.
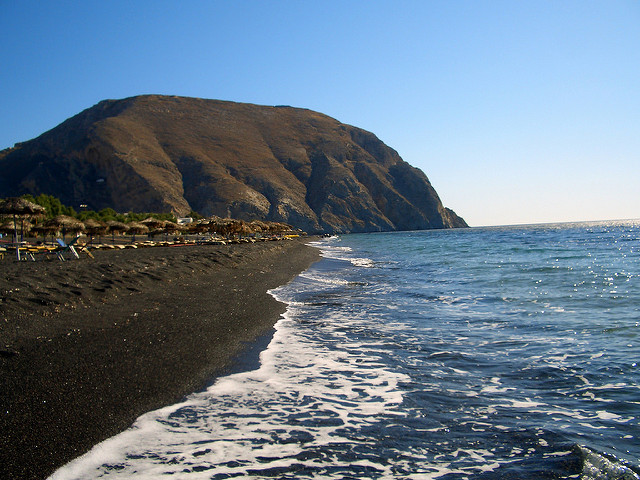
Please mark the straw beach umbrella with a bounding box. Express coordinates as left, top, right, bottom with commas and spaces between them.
186, 220, 210, 235
31, 223, 59, 245
83, 218, 108, 244
162, 220, 181, 235
106, 220, 127, 244
140, 217, 165, 239
208, 218, 231, 237
126, 222, 149, 242
269, 221, 294, 234
0, 197, 46, 259
0, 197, 46, 243
237, 220, 255, 238
50, 215, 85, 243
140, 217, 165, 229
248, 220, 269, 234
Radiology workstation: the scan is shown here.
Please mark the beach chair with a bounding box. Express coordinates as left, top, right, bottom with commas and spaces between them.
76, 241, 95, 259
55, 237, 81, 261
19, 246, 37, 261
7, 241, 31, 261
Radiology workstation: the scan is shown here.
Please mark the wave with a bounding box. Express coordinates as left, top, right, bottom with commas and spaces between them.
311, 237, 376, 268
578, 445, 640, 480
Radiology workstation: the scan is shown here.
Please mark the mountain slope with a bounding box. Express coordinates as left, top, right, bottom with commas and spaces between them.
0, 95, 467, 233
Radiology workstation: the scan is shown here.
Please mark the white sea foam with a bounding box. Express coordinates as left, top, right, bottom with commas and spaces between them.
49, 261, 409, 479
313, 239, 376, 268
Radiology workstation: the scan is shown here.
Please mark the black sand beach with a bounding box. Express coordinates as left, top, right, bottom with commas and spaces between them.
0, 239, 319, 479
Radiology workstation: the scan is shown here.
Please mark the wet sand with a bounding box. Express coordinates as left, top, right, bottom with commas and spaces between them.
0, 239, 319, 479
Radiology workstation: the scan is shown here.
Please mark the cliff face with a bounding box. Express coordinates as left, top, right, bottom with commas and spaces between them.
0, 95, 467, 233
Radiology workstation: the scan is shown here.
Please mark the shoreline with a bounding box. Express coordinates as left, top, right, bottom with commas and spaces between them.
0, 239, 320, 479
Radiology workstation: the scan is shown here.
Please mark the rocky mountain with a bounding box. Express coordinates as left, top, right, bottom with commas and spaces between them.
0, 95, 467, 233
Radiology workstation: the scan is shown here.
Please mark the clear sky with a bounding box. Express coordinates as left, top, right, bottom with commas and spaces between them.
1, 1, 638, 226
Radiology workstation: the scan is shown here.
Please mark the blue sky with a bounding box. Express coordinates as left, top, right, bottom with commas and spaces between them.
1, 1, 638, 226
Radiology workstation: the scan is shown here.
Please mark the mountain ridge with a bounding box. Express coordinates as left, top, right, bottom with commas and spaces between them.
0, 95, 467, 233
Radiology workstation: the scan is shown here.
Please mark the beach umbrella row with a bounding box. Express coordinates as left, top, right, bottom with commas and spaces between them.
182, 218, 295, 236
0, 215, 296, 239
1, 197, 299, 245
0, 214, 181, 239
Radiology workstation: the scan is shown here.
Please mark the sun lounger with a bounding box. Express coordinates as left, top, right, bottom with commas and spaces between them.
56, 238, 81, 261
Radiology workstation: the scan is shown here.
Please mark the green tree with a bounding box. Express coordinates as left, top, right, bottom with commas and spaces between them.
98, 208, 118, 221
188, 210, 204, 220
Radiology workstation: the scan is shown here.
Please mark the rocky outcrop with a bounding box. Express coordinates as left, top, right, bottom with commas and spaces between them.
0, 95, 467, 233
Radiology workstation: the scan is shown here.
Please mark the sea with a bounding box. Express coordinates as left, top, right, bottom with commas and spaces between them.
50, 220, 640, 480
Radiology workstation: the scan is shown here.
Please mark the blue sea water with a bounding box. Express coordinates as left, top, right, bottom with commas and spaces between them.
51, 221, 640, 479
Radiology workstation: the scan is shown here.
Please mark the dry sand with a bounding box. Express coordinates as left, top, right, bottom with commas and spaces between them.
0, 239, 319, 479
